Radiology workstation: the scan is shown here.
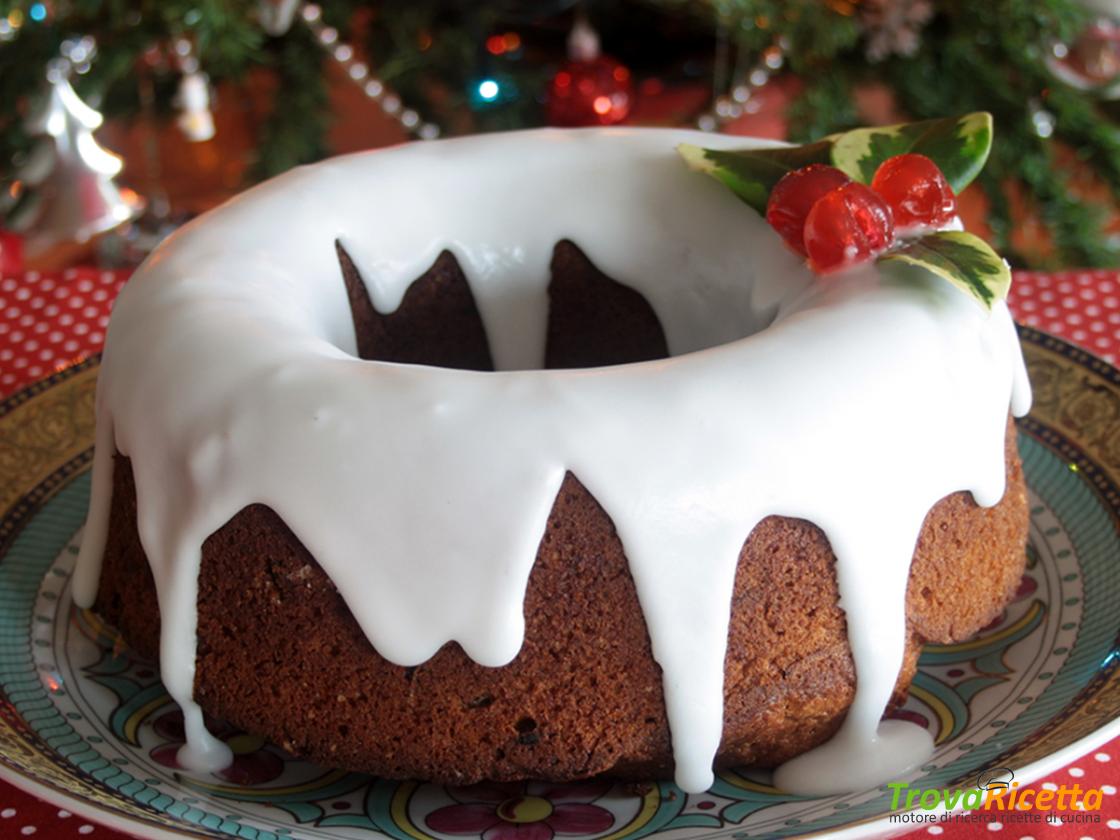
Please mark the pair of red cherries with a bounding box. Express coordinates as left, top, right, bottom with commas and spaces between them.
765, 154, 958, 274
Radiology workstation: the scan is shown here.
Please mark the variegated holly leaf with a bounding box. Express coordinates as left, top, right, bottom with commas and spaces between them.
878, 231, 1011, 311
677, 141, 832, 214
829, 112, 993, 193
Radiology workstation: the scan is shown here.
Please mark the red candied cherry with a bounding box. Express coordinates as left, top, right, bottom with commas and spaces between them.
870, 153, 958, 230
803, 182, 895, 274
766, 164, 852, 256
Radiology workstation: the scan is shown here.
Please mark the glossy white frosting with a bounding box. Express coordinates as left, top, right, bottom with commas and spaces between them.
73, 127, 1031, 795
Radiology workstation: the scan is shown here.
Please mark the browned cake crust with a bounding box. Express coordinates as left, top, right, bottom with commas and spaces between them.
91, 242, 1030, 784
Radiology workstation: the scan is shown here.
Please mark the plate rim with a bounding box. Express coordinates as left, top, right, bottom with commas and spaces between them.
0, 760, 220, 840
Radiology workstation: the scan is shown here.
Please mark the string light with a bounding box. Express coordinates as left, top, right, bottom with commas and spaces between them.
696, 36, 787, 133
1029, 99, 1056, 138
299, 3, 440, 141
55, 35, 98, 77
478, 79, 500, 101
172, 36, 199, 74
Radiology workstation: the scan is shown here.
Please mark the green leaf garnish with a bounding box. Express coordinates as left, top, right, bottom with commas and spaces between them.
878, 231, 1011, 311
829, 112, 993, 193
679, 113, 993, 212
677, 141, 832, 214
678, 115, 1009, 310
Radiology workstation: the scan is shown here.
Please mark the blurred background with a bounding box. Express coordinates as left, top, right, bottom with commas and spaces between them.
2, 0, 1120, 272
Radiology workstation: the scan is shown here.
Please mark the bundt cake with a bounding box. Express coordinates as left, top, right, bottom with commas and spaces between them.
74, 128, 1031, 796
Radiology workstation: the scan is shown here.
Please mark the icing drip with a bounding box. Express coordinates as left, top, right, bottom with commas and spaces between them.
74, 128, 1032, 795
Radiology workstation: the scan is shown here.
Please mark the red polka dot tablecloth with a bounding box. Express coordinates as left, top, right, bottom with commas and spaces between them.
0, 268, 124, 396
1012, 270, 1120, 364
0, 266, 1118, 838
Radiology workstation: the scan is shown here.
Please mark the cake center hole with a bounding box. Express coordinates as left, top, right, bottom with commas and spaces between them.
337, 240, 670, 372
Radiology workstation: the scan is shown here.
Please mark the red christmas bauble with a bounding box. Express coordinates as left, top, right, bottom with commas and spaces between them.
547, 56, 632, 127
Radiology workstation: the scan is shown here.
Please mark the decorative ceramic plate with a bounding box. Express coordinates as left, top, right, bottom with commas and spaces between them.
1, 326, 1119, 840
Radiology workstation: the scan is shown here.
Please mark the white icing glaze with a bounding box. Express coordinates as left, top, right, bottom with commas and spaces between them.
73, 128, 1031, 794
